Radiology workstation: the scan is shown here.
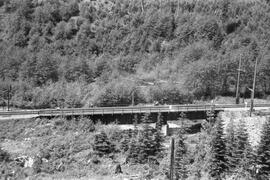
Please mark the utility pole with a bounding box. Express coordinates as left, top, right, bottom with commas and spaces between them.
235, 55, 242, 104
250, 58, 258, 117
7, 85, 11, 111
249, 40, 269, 116
170, 137, 175, 180
131, 90, 135, 106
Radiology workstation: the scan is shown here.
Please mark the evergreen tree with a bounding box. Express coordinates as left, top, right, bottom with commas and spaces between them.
256, 118, 270, 178
153, 127, 164, 158
120, 131, 130, 153
179, 112, 188, 133
234, 119, 253, 175
141, 113, 156, 160
133, 114, 139, 131
225, 118, 255, 178
190, 119, 212, 178
206, 109, 216, 125
93, 131, 114, 157
128, 113, 164, 163
225, 118, 237, 172
126, 137, 140, 163
208, 117, 226, 179
174, 125, 188, 180
142, 113, 152, 124
137, 127, 156, 163
155, 112, 163, 131
235, 120, 250, 158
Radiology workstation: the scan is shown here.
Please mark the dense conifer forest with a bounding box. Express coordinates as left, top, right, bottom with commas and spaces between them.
0, 0, 270, 108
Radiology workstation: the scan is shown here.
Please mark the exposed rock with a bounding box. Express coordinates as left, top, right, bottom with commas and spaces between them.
24, 157, 34, 168
14, 156, 34, 168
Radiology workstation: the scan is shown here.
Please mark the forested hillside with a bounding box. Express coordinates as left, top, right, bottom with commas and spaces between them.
0, 0, 270, 108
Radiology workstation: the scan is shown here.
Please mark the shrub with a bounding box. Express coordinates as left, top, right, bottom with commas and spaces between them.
197, 17, 221, 41
90, 79, 137, 106
79, 117, 95, 133
33, 130, 93, 174
149, 85, 193, 105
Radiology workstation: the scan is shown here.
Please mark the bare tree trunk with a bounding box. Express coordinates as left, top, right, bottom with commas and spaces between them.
128, 0, 133, 14
141, 0, 144, 12
169, 0, 173, 14
159, 0, 162, 14
177, 0, 180, 17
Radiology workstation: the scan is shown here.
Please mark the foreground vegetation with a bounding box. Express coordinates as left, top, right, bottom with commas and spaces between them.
0, 0, 270, 108
1, 111, 270, 179
0, 115, 170, 179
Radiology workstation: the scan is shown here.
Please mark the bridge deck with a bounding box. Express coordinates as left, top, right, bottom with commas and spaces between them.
0, 104, 270, 119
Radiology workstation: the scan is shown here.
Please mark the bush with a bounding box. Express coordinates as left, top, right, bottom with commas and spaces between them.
79, 117, 95, 133
33, 130, 93, 174
90, 79, 136, 106
149, 85, 193, 105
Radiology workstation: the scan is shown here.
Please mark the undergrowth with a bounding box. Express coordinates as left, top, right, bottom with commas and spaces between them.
0, 116, 169, 179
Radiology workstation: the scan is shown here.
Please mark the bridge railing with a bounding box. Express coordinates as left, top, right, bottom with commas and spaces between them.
1, 104, 270, 117
36, 105, 171, 116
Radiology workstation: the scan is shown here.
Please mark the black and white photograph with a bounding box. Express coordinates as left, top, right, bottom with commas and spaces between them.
0, 0, 270, 179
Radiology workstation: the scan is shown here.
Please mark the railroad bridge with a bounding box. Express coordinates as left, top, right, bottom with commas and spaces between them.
1, 104, 269, 124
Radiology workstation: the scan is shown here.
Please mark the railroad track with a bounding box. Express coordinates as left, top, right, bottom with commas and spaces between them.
0, 104, 270, 118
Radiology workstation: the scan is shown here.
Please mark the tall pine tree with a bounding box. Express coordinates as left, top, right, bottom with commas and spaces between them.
190, 116, 213, 178
234, 119, 254, 178
206, 109, 216, 125
174, 122, 188, 180
155, 112, 163, 131
256, 118, 270, 179
127, 113, 160, 163
178, 112, 189, 133
208, 117, 226, 179
126, 137, 140, 163
225, 118, 237, 173
140, 113, 156, 163
133, 114, 139, 131
154, 113, 164, 158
